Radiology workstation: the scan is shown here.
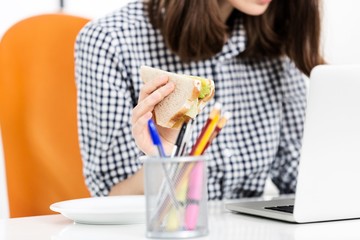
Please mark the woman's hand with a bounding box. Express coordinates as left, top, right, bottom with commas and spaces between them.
131, 76, 179, 155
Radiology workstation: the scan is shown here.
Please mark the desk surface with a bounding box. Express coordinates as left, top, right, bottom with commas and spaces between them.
1, 201, 360, 240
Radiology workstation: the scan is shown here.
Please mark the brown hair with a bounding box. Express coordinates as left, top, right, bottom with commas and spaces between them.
147, 0, 325, 76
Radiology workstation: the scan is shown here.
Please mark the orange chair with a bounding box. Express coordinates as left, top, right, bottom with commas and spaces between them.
0, 14, 90, 218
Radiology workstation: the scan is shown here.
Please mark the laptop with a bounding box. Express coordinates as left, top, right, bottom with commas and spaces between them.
225, 64, 360, 223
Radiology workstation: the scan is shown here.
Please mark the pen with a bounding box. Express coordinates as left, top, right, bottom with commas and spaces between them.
178, 119, 194, 156
148, 119, 181, 229
171, 122, 188, 157
148, 119, 167, 157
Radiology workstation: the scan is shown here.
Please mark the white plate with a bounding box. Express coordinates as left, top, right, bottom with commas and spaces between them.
50, 196, 146, 225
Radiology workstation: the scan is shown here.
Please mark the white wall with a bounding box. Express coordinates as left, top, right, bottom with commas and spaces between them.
322, 0, 360, 64
65, 0, 128, 19
0, 0, 131, 39
0, 0, 59, 39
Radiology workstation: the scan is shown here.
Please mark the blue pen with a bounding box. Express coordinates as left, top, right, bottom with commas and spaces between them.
148, 119, 167, 157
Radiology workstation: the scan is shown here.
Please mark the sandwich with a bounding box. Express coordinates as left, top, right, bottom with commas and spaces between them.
140, 66, 215, 129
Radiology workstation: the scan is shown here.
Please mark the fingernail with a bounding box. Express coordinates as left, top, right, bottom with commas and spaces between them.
145, 112, 152, 119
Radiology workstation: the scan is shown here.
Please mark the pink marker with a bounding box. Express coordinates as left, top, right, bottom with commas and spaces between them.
184, 161, 204, 230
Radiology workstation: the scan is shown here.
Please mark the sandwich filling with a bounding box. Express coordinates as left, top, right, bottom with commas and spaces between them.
184, 77, 214, 119
198, 78, 212, 99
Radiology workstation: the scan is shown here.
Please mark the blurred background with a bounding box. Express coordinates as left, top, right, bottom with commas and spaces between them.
1, 0, 360, 64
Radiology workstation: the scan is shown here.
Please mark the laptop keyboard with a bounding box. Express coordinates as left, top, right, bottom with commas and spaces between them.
265, 205, 294, 213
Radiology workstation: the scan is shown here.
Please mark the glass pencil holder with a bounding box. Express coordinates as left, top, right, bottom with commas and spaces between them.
141, 155, 209, 239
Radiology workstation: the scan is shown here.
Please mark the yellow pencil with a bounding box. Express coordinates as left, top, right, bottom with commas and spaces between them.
190, 102, 222, 156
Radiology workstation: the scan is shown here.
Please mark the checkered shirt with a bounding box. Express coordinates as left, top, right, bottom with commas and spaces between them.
75, 0, 306, 199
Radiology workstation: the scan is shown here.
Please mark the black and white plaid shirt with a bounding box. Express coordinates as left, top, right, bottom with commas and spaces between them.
75, 0, 306, 199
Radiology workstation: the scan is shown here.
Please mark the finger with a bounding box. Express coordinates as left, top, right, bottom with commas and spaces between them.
132, 81, 175, 124
132, 111, 152, 139
139, 76, 169, 102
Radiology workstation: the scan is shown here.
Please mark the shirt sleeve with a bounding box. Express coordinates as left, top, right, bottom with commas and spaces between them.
75, 22, 142, 196
270, 60, 307, 194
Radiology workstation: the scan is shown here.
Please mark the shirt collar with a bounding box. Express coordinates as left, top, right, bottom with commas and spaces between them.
214, 16, 246, 62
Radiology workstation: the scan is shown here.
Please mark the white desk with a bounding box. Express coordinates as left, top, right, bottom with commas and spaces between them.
1, 201, 360, 240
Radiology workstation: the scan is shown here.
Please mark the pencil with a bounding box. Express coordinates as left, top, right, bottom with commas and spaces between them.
201, 111, 232, 154
190, 102, 222, 156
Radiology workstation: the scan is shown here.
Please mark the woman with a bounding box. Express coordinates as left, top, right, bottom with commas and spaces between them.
75, 0, 324, 199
